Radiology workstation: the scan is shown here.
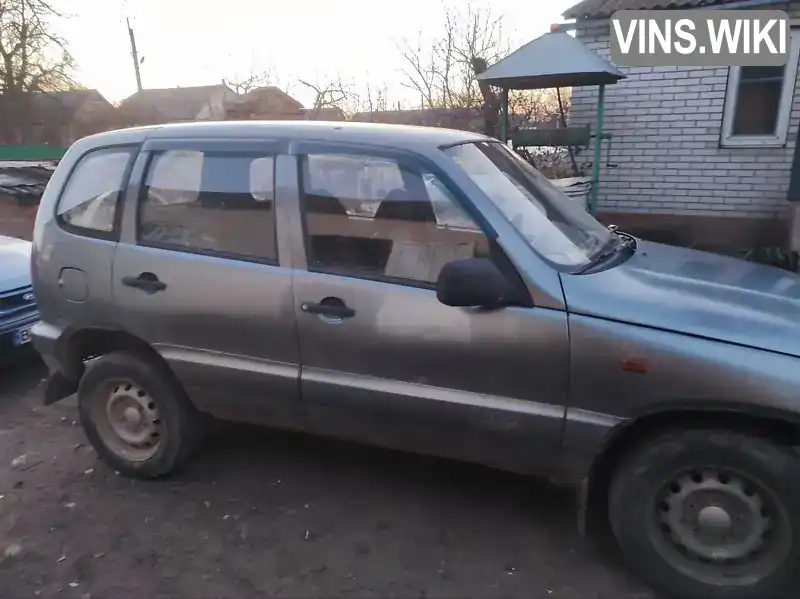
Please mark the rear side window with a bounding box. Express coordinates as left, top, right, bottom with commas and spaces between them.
137, 149, 277, 262
56, 147, 135, 235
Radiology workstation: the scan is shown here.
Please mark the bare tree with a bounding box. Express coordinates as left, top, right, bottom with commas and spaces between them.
299, 76, 355, 119
507, 88, 565, 125
397, 2, 507, 110
224, 67, 277, 95
354, 79, 390, 114
0, 0, 77, 143
510, 87, 580, 178
396, 2, 572, 142
471, 56, 502, 136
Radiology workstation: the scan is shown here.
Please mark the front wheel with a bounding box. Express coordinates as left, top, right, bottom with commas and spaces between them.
609, 429, 800, 599
78, 351, 205, 479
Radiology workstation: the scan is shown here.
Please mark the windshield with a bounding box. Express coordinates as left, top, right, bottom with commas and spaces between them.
443, 141, 614, 270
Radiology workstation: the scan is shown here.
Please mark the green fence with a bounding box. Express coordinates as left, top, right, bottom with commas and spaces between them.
0, 145, 67, 161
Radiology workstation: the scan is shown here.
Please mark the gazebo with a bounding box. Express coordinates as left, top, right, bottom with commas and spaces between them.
476, 32, 625, 214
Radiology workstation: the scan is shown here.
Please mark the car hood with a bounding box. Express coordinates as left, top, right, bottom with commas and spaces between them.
0, 235, 33, 291
560, 239, 800, 357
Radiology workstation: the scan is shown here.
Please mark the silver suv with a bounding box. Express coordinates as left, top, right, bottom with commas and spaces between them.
31, 122, 800, 599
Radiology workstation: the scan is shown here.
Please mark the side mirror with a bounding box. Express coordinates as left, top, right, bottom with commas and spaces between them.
436, 258, 526, 308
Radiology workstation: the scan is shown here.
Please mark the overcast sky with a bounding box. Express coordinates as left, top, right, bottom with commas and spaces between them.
51, 0, 577, 107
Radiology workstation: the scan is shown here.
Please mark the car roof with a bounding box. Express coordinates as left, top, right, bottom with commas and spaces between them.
79, 120, 491, 151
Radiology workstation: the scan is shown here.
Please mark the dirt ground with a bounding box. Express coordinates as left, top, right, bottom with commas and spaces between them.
0, 358, 656, 599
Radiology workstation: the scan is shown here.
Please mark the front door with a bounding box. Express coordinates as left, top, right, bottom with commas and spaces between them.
290, 146, 569, 475
112, 140, 300, 428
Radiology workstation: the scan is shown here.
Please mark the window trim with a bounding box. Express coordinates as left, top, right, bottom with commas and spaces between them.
721, 29, 800, 148
296, 147, 495, 290
135, 148, 280, 266
54, 144, 139, 241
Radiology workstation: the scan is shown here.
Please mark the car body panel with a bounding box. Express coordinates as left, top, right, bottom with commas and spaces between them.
109, 140, 301, 428
293, 269, 570, 474
561, 240, 800, 357
28, 121, 800, 488
0, 235, 38, 360
280, 144, 568, 474
0, 234, 35, 290
558, 314, 800, 481
30, 131, 148, 338
111, 244, 301, 427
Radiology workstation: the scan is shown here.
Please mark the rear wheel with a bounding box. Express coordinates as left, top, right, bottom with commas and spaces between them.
609, 429, 800, 599
78, 351, 204, 478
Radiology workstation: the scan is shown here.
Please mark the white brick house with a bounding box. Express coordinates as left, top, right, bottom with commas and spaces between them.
563, 0, 800, 250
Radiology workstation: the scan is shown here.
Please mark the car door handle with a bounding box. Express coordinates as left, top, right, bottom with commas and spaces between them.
301, 301, 355, 319
122, 273, 167, 294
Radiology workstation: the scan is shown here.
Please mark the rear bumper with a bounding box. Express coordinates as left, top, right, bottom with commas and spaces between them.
31, 320, 79, 404
31, 320, 63, 371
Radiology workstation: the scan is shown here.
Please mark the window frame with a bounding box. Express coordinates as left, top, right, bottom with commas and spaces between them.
54, 144, 139, 241
295, 142, 499, 290
721, 28, 800, 148
135, 147, 280, 266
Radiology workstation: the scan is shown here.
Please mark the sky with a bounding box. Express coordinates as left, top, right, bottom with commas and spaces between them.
50, 0, 577, 108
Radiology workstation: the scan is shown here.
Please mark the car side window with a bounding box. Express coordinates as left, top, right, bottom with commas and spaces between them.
56, 146, 135, 235
300, 152, 488, 285
138, 149, 277, 262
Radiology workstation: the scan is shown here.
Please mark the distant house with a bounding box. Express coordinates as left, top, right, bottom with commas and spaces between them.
563, 0, 800, 250
300, 106, 347, 121
224, 86, 346, 121
350, 107, 529, 133
351, 107, 483, 132
118, 84, 238, 126
0, 89, 117, 147
225, 86, 306, 120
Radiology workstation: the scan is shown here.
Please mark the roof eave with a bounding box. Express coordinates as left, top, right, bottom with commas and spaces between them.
562, 0, 598, 19
477, 74, 625, 89
562, 0, 783, 21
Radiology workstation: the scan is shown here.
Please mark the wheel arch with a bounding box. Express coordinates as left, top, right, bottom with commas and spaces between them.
583, 403, 800, 537
47, 326, 174, 404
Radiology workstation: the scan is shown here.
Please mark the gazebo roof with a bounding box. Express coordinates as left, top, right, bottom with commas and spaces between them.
476, 32, 626, 89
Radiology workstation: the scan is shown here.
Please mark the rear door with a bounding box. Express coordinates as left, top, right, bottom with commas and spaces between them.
112, 139, 300, 428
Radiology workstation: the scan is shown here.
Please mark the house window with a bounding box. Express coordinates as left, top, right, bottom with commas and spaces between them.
722, 30, 800, 147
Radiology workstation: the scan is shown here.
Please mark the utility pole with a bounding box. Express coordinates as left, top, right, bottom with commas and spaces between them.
127, 18, 143, 92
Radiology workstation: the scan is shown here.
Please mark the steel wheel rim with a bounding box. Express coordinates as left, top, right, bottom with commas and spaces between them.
90, 379, 162, 462
650, 467, 792, 587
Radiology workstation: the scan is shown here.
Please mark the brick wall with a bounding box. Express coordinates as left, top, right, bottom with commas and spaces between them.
0, 197, 37, 240
571, 3, 800, 248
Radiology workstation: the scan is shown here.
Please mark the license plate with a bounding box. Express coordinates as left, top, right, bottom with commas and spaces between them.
13, 326, 31, 346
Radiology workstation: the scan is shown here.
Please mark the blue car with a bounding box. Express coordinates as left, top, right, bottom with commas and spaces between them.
0, 235, 38, 361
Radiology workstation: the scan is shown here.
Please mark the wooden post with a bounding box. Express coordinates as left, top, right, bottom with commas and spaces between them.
589, 84, 605, 215
501, 88, 509, 143
127, 19, 143, 92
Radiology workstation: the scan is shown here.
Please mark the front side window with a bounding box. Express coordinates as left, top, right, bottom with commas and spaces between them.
56, 146, 135, 234
444, 141, 613, 271
300, 152, 488, 285
722, 30, 800, 147
138, 149, 277, 262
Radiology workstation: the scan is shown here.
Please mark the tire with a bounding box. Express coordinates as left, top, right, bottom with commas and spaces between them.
609, 429, 800, 599
77, 351, 205, 479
